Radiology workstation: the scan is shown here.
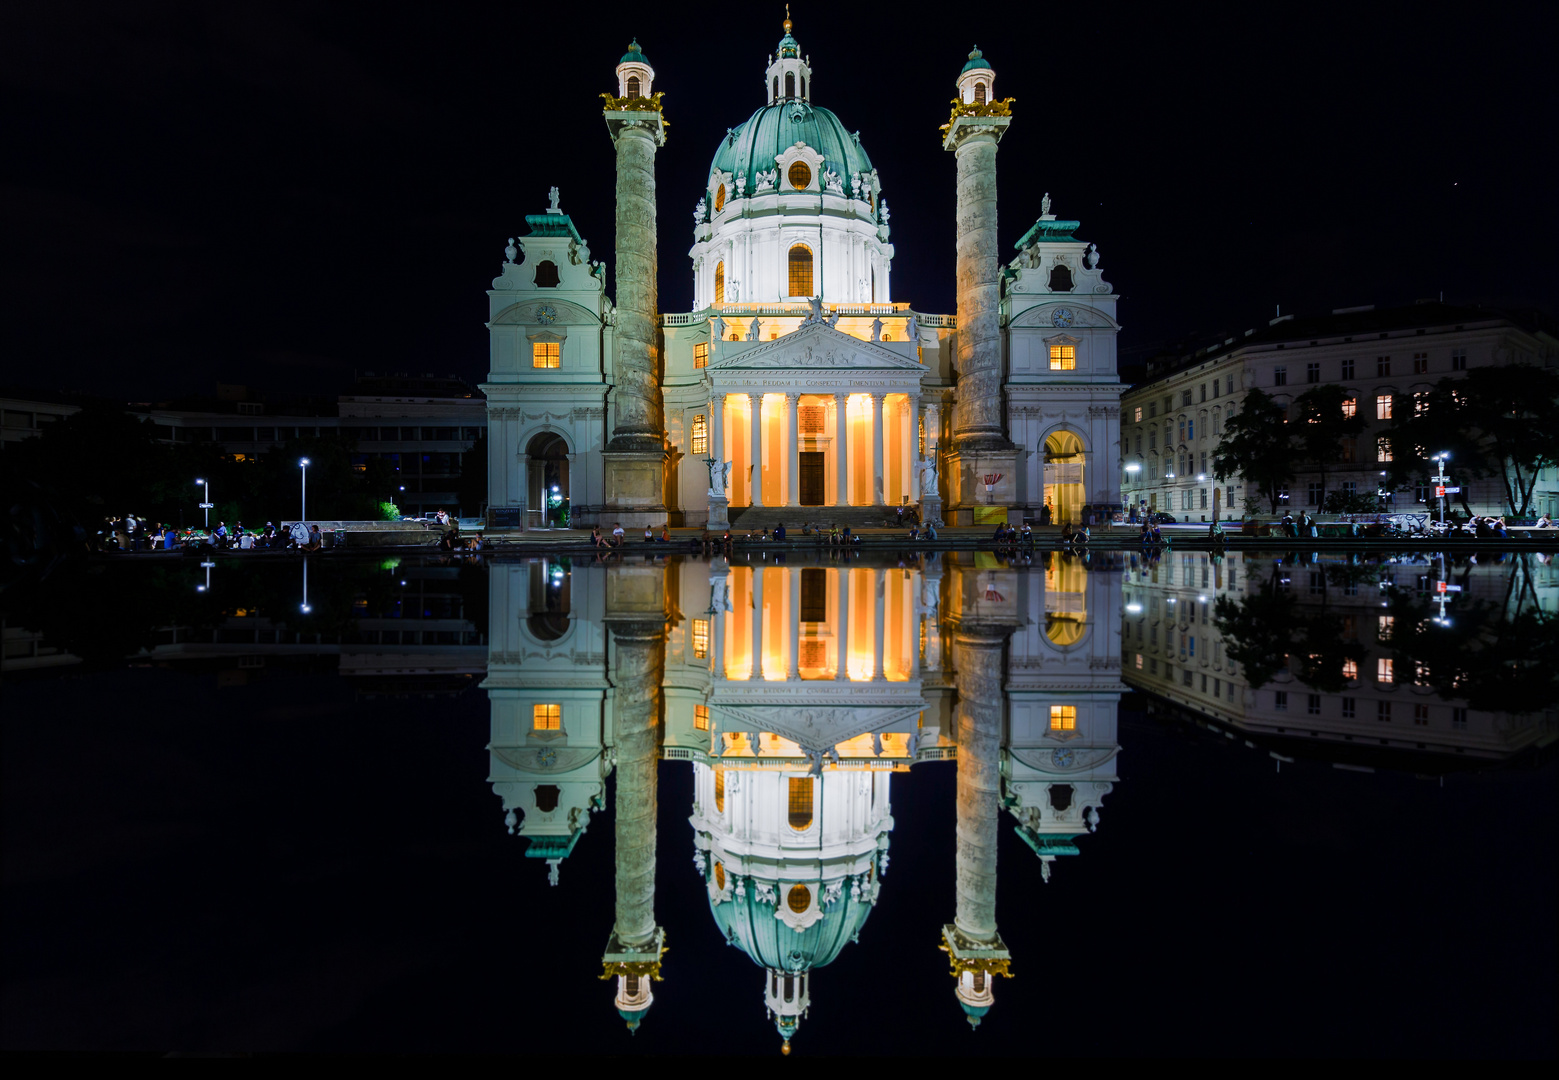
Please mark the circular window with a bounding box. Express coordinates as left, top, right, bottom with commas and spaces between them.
714, 184, 726, 212
714, 862, 726, 890
787, 884, 810, 913
788, 161, 811, 190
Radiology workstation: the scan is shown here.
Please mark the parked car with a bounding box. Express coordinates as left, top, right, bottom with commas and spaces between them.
1150, 512, 1178, 524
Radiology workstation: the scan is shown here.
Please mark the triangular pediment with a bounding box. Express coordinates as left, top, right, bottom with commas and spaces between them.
709, 323, 924, 371
709, 702, 924, 752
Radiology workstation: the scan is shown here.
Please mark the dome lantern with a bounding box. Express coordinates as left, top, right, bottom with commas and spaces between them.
956, 45, 995, 106
765, 8, 812, 104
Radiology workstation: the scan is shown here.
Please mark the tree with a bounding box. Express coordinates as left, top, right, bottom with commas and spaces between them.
457, 432, 488, 518
1386, 365, 1559, 517
1292, 384, 1367, 511
1212, 388, 1294, 515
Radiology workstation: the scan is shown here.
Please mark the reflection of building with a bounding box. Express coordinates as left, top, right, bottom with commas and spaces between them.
1119, 303, 1558, 521
483, 19, 1124, 530
1121, 550, 1559, 764
487, 554, 1124, 1051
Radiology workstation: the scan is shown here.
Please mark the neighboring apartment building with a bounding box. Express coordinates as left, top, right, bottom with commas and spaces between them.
1119, 303, 1558, 521
1121, 549, 1558, 766
1, 388, 80, 449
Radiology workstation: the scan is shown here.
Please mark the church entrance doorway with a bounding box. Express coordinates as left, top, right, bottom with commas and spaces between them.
1042, 430, 1086, 526
799, 452, 825, 505
525, 432, 570, 527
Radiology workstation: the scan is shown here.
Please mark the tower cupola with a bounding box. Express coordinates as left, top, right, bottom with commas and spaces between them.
615, 39, 654, 99
956, 46, 995, 105
764, 8, 812, 104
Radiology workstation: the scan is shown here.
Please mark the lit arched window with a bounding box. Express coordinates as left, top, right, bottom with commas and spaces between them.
787, 884, 810, 913
714, 767, 726, 814
626, 75, 641, 98
714, 262, 725, 304
785, 71, 795, 98
975, 81, 987, 104
714, 184, 726, 212
788, 244, 813, 296
787, 160, 811, 190
691, 414, 708, 455
714, 861, 725, 890
787, 777, 813, 830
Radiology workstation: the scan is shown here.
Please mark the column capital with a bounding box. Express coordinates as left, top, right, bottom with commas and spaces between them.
784, 391, 800, 405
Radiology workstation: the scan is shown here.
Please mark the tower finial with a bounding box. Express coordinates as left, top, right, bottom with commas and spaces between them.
784, 4, 792, 33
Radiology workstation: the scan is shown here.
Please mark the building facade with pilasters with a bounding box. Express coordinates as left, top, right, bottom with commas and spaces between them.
483, 22, 1124, 528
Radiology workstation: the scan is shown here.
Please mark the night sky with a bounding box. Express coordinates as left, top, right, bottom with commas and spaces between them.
3, 4, 1555, 403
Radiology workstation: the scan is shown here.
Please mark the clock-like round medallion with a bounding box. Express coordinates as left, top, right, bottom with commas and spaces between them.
1051, 307, 1075, 328
1051, 748, 1076, 768
536, 304, 558, 325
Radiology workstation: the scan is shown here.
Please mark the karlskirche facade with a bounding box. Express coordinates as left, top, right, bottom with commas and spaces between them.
483, 20, 1124, 528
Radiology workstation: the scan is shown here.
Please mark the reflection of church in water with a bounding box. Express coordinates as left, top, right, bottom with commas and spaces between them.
483, 554, 1123, 1051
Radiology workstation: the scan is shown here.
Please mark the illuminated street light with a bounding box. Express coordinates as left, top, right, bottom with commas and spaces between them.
195, 478, 213, 529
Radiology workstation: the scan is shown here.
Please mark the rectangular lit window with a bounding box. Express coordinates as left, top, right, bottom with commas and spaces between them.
1049, 705, 1077, 731
532, 341, 561, 369
691, 414, 708, 456
787, 777, 814, 829
1376, 356, 1391, 377
1134, 406, 1143, 422
1342, 659, 1358, 680
693, 342, 709, 369
1340, 358, 1355, 379
1049, 344, 1076, 370
532, 703, 562, 730
1377, 657, 1395, 684
692, 618, 709, 659
694, 703, 709, 730
1378, 615, 1394, 640
1341, 396, 1357, 418
1377, 437, 1393, 462
1376, 394, 1393, 420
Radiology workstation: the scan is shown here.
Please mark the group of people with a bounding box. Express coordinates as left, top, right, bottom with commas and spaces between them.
100, 516, 326, 552
591, 522, 675, 549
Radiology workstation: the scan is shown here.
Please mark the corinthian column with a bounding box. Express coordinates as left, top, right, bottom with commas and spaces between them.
601, 47, 669, 528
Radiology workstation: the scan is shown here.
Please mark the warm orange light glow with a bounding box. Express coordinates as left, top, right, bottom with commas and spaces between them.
1049, 705, 1077, 731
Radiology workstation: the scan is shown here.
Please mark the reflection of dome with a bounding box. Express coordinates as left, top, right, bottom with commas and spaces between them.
708, 103, 874, 204
709, 873, 874, 971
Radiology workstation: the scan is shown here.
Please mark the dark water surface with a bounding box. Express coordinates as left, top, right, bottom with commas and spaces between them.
2, 551, 1554, 1056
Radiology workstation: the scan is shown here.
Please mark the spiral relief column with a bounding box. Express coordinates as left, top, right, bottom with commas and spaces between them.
940, 609, 1016, 1029
600, 565, 669, 1031
601, 41, 669, 528
941, 48, 1017, 524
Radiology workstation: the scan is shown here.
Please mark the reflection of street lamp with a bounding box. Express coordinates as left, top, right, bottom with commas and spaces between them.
195, 478, 213, 529
299, 458, 311, 524
196, 559, 215, 592
300, 557, 311, 614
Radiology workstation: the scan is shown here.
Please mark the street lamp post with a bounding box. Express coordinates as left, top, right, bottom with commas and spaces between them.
1431, 452, 1451, 529
1124, 463, 1140, 520
195, 478, 213, 529
299, 458, 311, 525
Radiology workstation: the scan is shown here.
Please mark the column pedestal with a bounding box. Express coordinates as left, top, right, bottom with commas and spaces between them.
945, 448, 1020, 527
601, 450, 669, 530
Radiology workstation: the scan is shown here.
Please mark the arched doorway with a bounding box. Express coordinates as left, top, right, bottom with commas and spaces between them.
526, 432, 570, 527
1043, 431, 1086, 526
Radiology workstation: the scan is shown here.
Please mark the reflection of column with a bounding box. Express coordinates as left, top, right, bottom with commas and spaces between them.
835, 568, 851, 680
941, 619, 1014, 1023
787, 567, 801, 678
600, 613, 668, 1022
873, 570, 886, 680
872, 393, 886, 506
748, 393, 764, 507
786, 393, 800, 508
750, 566, 765, 680
833, 392, 850, 507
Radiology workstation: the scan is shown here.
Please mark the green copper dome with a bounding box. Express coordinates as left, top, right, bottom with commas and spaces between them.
961, 46, 993, 73
708, 102, 874, 198
709, 875, 874, 972
619, 39, 648, 66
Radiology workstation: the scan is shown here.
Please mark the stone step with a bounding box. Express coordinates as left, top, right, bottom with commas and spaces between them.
729, 505, 921, 530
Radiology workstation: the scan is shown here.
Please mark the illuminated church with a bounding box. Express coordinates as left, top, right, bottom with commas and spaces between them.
482, 17, 1124, 528
483, 553, 1124, 1051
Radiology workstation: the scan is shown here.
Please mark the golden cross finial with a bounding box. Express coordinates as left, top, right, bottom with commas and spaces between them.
783, 4, 792, 33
